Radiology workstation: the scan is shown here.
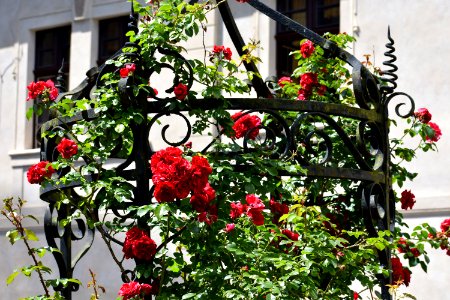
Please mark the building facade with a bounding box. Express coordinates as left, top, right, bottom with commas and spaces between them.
0, 0, 449, 298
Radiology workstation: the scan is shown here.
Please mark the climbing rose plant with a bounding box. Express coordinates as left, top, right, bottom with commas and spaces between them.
4, 1, 449, 300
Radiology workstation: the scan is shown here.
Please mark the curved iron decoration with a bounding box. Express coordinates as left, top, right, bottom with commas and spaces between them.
36, 1, 419, 299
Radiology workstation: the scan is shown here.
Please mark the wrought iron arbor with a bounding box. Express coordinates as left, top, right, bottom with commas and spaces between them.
38, 0, 413, 299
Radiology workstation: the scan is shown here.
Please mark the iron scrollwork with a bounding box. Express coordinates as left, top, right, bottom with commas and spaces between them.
36, 1, 418, 299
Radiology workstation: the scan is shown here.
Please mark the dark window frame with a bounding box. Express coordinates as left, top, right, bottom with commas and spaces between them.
33, 25, 71, 148
276, 0, 340, 77
97, 15, 129, 66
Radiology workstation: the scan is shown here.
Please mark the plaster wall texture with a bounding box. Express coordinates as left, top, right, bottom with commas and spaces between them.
0, 0, 449, 299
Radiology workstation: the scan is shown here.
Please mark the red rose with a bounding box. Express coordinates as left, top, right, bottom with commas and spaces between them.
132, 235, 157, 261
277, 76, 292, 88
410, 248, 420, 257
300, 72, 318, 91
317, 84, 327, 96
391, 257, 411, 286
26, 80, 58, 102
56, 138, 78, 159
118, 281, 142, 300
297, 88, 310, 101
225, 223, 235, 233
190, 155, 212, 192
282, 229, 299, 241
231, 112, 261, 140
120, 63, 136, 78
230, 202, 247, 219
122, 227, 157, 261
300, 40, 315, 58
174, 83, 188, 100
154, 181, 177, 203
150, 147, 183, 173
400, 189, 415, 210
27, 161, 55, 184
440, 218, 450, 235
223, 47, 232, 60
118, 281, 152, 300
415, 108, 432, 123
426, 122, 442, 143
245, 194, 265, 226
269, 198, 289, 224
198, 205, 218, 225
213, 45, 224, 53
190, 184, 215, 213
397, 237, 408, 253
353, 291, 359, 300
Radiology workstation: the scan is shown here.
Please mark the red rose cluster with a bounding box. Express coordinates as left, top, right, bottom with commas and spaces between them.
27, 161, 55, 184
391, 257, 411, 286
151, 147, 217, 224
300, 40, 315, 58
400, 189, 415, 210
26, 79, 58, 102
397, 237, 420, 257
414, 108, 442, 143
120, 63, 136, 78
269, 198, 289, 224
230, 194, 265, 226
231, 112, 262, 140
123, 226, 157, 261
173, 83, 189, 100
297, 72, 327, 101
56, 138, 78, 159
118, 281, 153, 300
212, 45, 232, 60
282, 229, 299, 241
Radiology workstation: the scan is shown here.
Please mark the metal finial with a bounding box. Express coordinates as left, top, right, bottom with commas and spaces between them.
380, 26, 398, 96
55, 59, 66, 93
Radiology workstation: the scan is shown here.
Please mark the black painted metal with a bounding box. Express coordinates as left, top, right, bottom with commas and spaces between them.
37, 1, 417, 299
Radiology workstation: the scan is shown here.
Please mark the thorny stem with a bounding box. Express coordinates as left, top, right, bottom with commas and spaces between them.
2, 199, 50, 297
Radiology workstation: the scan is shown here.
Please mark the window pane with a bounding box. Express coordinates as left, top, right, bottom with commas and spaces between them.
98, 16, 129, 65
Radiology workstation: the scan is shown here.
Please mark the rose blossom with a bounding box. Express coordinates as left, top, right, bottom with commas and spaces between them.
400, 189, 415, 210
120, 63, 136, 78
27, 161, 55, 184
122, 226, 157, 261
269, 198, 289, 224
353, 291, 359, 300
300, 72, 318, 91
213, 45, 224, 53
223, 47, 232, 60
277, 76, 292, 88
426, 122, 442, 143
410, 248, 420, 257
317, 84, 327, 96
231, 112, 261, 140
300, 40, 315, 58
118, 281, 152, 300
282, 229, 299, 241
245, 194, 265, 226
56, 138, 78, 159
230, 202, 247, 219
225, 223, 235, 233
414, 108, 432, 124
297, 88, 310, 101
26, 80, 58, 102
397, 237, 408, 253
440, 218, 450, 235
391, 257, 411, 286
174, 83, 189, 100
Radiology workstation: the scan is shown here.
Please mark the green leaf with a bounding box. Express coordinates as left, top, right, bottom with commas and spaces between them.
6, 229, 21, 245
6, 270, 19, 285
24, 228, 39, 241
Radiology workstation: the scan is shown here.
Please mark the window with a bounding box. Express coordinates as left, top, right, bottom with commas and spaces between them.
98, 16, 129, 66
33, 25, 71, 147
276, 0, 339, 76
